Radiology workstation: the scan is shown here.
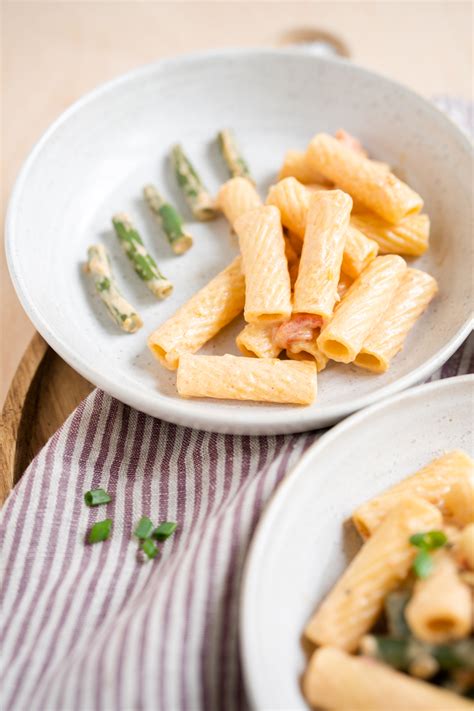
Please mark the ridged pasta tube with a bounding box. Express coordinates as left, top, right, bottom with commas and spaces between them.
148, 257, 245, 370
176, 354, 317, 404
307, 133, 423, 222
303, 647, 473, 711
216, 177, 262, 229
458, 524, 474, 569
405, 550, 472, 643
305, 497, 442, 652
444, 477, 474, 526
236, 323, 281, 359
317, 255, 407, 363
286, 338, 329, 372
293, 190, 352, 319
352, 451, 474, 538
277, 149, 329, 185
354, 268, 438, 373
234, 206, 292, 323
352, 212, 430, 256
266, 178, 378, 277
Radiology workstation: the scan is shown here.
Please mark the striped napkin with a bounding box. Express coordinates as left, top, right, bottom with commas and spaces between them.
1, 100, 472, 711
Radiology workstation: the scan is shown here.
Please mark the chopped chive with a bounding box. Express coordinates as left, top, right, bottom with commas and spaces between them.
87, 519, 112, 544
413, 548, 433, 579
153, 522, 178, 541
409, 530, 447, 551
134, 516, 154, 540
84, 488, 112, 507
141, 538, 159, 559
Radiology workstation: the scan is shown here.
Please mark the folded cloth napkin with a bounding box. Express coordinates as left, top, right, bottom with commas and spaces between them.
1, 99, 472, 711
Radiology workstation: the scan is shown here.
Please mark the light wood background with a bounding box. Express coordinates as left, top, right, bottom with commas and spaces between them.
2, 0, 472, 405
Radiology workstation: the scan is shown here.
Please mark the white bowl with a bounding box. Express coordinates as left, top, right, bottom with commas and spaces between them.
241, 374, 474, 709
6, 49, 473, 434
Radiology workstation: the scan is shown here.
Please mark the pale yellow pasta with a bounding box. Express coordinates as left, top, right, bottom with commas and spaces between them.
176, 354, 317, 404
303, 647, 473, 711
235, 323, 281, 359
148, 257, 244, 370
216, 177, 262, 229
352, 211, 430, 256
283, 235, 298, 266
342, 224, 379, 279
317, 255, 407, 363
352, 451, 474, 538
286, 229, 303, 258
337, 271, 353, 300
354, 268, 438, 373
267, 178, 378, 278
293, 190, 352, 319
266, 177, 309, 237
307, 133, 424, 222
458, 524, 474, 569
234, 206, 292, 323
405, 550, 472, 643
277, 149, 330, 185
444, 477, 474, 526
305, 497, 442, 651
286, 338, 329, 372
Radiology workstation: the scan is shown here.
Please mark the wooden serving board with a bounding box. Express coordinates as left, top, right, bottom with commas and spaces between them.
0, 334, 93, 505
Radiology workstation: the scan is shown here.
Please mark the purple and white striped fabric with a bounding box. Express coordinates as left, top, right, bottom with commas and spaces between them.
1, 99, 472, 711
1, 336, 472, 711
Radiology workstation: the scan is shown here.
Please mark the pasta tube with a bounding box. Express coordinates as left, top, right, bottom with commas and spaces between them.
234, 206, 292, 323
236, 323, 281, 359
354, 268, 438, 373
352, 212, 430, 256
176, 354, 317, 405
217, 177, 262, 230
307, 133, 424, 222
405, 551, 472, 643
303, 647, 473, 710
293, 190, 352, 319
277, 149, 329, 185
148, 257, 245, 370
342, 225, 379, 279
353, 451, 474, 538
317, 255, 407, 363
287, 339, 329, 372
305, 497, 442, 652
458, 524, 474, 570
444, 477, 474, 526
267, 178, 378, 277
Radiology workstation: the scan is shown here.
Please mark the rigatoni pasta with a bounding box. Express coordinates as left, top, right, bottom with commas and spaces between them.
352, 212, 430, 256
148, 257, 244, 370
234, 205, 292, 323
176, 354, 317, 404
354, 268, 438, 373
306, 133, 423, 222
277, 149, 330, 185
317, 255, 407, 363
353, 450, 474, 538
293, 190, 352, 320
217, 176, 262, 229
236, 323, 281, 359
305, 497, 442, 652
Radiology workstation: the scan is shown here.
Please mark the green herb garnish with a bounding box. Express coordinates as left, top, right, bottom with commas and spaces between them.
141, 538, 159, 559
84, 488, 112, 507
153, 522, 178, 541
134, 516, 155, 540
87, 519, 112, 544
409, 530, 447, 579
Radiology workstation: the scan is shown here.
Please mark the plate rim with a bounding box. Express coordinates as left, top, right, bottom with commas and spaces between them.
5, 47, 474, 435
240, 372, 474, 709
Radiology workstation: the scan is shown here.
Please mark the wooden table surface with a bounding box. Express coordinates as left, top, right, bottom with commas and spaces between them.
2, 0, 472, 415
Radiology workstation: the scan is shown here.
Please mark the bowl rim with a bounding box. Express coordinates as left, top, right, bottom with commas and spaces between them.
5, 47, 474, 434
240, 372, 474, 709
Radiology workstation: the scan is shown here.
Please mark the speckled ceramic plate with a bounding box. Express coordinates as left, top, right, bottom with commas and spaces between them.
6, 49, 473, 434
241, 374, 474, 709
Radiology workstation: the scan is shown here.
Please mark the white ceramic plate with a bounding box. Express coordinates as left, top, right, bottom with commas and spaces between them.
241, 374, 474, 709
6, 49, 473, 434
